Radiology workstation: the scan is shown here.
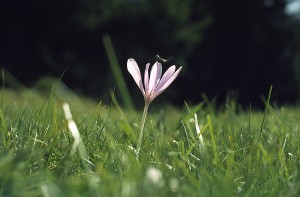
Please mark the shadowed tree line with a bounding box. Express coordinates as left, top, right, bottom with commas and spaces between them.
1, 0, 300, 107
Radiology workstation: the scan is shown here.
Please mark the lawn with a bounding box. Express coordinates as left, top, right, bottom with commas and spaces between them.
0, 84, 299, 196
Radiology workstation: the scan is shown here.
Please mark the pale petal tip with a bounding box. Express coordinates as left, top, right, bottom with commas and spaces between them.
127, 58, 135, 63
127, 58, 138, 71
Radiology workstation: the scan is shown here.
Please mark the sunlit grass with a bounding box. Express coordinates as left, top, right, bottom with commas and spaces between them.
0, 83, 300, 196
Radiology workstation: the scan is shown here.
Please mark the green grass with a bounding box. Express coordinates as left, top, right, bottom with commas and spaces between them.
0, 85, 300, 197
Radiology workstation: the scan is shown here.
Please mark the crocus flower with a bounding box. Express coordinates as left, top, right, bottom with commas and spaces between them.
127, 58, 182, 157
127, 58, 182, 105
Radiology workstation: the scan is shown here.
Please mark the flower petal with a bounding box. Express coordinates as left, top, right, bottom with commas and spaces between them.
127, 58, 145, 95
156, 62, 162, 86
148, 62, 162, 94
154, 66, 176, 93
144, 63, 150, 94
152, 66, 182, 99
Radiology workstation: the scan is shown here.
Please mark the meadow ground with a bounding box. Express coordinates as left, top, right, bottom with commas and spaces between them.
0, 85, 300, 197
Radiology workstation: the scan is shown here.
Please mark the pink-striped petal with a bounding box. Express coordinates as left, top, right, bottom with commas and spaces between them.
148, 62, 162, 94
152, 66, 182, 99
127, 58, 145, 95
144, 63, 150, 94
154, 66, 176, 92
155, 62, 162, 86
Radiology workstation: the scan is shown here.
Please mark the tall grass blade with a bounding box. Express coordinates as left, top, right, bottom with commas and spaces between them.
0, 109, 7, 147
207, 115, 219, 165
103, 34, 134, 111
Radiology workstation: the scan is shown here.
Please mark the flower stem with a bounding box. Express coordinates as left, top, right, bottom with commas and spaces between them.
136, 102, 150, 156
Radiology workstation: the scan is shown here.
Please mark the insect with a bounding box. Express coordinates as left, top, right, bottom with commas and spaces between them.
155, 54, 173, 63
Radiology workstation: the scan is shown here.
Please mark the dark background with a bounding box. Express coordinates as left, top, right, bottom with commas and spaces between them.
1, 0, 300, 107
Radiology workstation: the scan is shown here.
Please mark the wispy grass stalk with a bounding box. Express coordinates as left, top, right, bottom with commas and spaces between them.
255, 85, 273, 147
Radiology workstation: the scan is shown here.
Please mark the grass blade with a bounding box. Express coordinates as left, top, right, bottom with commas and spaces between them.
103, 34, 134, 111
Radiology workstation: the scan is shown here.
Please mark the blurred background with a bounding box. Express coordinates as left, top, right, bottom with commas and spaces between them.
1, 0, 300, 107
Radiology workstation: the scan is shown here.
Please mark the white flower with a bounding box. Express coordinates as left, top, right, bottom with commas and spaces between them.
127, 58, 182, 104
146, 167, 164, 187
